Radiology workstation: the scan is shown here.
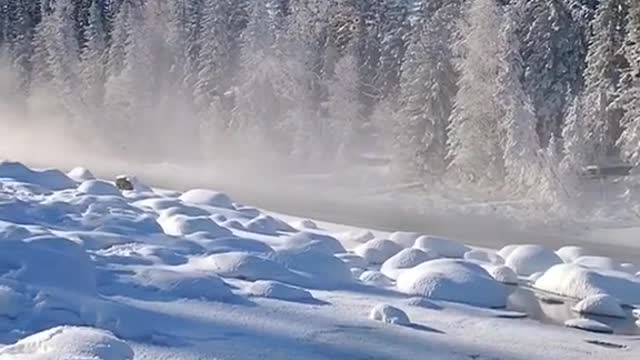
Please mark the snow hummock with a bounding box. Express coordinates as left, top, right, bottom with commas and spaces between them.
67, 167, 96, 182
534, 263, 640, 305
77, 180, 122, 196
158, 214, 232, 237
0, 326, 134, 359
497, 244, 521, 260
482, 264, 519, 285
354, 239, 403, 264
245, 215, 296, 235
359, 271, 394, 287
199, 252, 294, 283
369, 304, 411, 326
290, 219, 318, 230
564, 318, 613, 334
389, 232, 422, 248
464, 249, 504, 264
572, 294, 626, 318
248, 280, 315, 302
268, 248, 353, 289
0, 161, 75, 191
573, 256, 621, 271
380, 248, 438, 280
280, 232, 346, 255
413, 235, 469, 258
336, 253, 368, 269
179, 189, 234, 209
504, 245, 563, 276
396, 259, 507, 308
556, 246, 588, 263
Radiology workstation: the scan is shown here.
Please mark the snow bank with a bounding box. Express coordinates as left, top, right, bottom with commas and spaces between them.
0, 326, 134, 359
396, 259, 507, 308
534, 263, 640, 305
564, 318, 613, 334
572, 294, 626, 318
248, 280, 314, 302
77, 180, 122, 196
504, 245, 562, 276
354, 239, 402, 264
0, 161, 75, 191
158, 215, 232, 237
280, 232, 346, 255
359, 271, 394, 287
389, 232, 422, 248
556, 246, 587, 263
179, 189, 234, 209
67, 167, 95, 182
573, 256, 621, 271
380, 248, 437, 280
413, 236, 469, 258
482, 265, 518, 285
369, 304, 410, 326
464, 249, 504, 264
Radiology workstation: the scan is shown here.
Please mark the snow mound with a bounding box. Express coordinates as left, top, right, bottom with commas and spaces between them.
179, 189, 234, 209
0, 161, 75, 191
133, 269, 234, 301
404, 297, 442, 310
290, 219, 318, 230
354, 239, 402, 264
380, 248, 438, 280
497, 244, 520, 260
0, 326, 133, 359
158, 215, 232, 237
334, 230, 375, 245
159, 205, 210, 218
556, 246, 587, 263
482, 264, 519, 285
268, 248, 352, 289
564, 318, 613, 334
396, 259, 507, 308
534, 263, 640, 305
202, 252, 294, 283
389, 232, 422, 248
573, 256, 621, 271
0, 285, 26, 317
280, 232, 346, 255
413, 235, 469, 258
572, 294, 626, 318
199, 236, 273, 254
248, 280, 314, 302
133, 198, 181, 211
464, 249, 504, 264
245, 215, 295, 235
369, 304, 411, 326
504, 245, 562, 276
67, 167, 95, 182
222, 219, 246, 231
359, 271, 394, 287
336, 253, 368, 269
77, 180, 121, 196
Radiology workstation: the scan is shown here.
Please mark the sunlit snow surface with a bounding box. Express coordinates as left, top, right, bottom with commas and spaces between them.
0, 161, 638, 359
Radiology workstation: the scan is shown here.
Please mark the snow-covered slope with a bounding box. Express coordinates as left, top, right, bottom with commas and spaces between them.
0, 161, 637, 359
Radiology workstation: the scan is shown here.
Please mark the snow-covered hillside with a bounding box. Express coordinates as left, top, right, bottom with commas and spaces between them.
0, 161, 638, 359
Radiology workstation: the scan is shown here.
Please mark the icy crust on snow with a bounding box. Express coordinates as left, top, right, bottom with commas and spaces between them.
396, 259, 507, 308
0, 326, 134, 360
535, 263, 640, 305
572, 294, 626, 318
504, 244, 563, 276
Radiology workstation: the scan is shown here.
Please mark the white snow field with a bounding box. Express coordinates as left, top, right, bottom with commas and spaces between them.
0, 161, 638, 359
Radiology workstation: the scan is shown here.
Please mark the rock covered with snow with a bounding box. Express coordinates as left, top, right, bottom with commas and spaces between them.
268, 248, 352, 289
354, 239, 403, 264
0, 326, 134, 359
482, 264, 519, 285
396, 259, 507, 308
248, 280, 314, 302
280, 232, 346, 255
67, 167, 96, 182
179, 189, 234, 209
573, 256, 621, 271
334, 230, 375, 246
504, 245, 563, 276
413, 235, 469, 258
534, 263, 640, 305
556, 246, 587, 263
380, 248, 437, 280
572, 294, 626, 318
245, 215, 296, 235
78, 180, 122, 196
369, 304, 411, 326
290, 219, 318, 230
158, 215, 232, 237
564, 318, 613, 334
464, 249, 504, 264
359, 271, 394, 287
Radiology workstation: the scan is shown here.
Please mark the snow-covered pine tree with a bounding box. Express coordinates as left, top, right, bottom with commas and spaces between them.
392, 1, 459, 182
561, 95, 588, 174
582, 0, 629, 164
80, 0, 107, 123
447, 0, 504, 186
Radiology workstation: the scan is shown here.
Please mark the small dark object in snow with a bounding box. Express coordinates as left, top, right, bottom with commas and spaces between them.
115, 176, 134, 191
584, 340, 627, 349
